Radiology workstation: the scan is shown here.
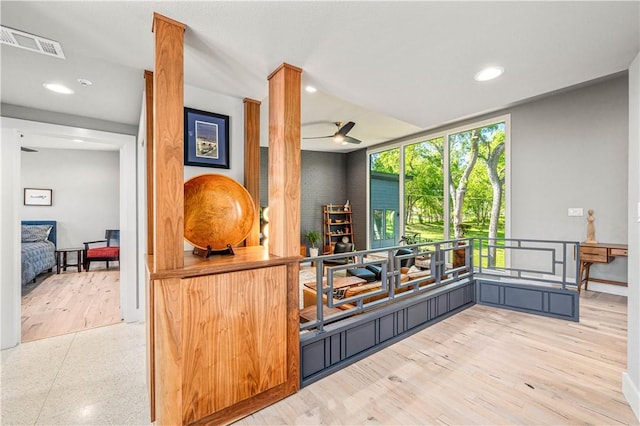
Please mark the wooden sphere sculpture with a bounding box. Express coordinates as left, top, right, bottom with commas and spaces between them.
184, 174, 255, 250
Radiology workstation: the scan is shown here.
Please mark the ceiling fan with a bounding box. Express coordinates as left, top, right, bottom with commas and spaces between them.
21, 147, 38, 152
303, 121, 361, 145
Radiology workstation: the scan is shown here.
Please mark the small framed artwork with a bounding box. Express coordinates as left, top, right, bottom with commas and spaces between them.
24, 188, 53, 206
184, 107, 230, 169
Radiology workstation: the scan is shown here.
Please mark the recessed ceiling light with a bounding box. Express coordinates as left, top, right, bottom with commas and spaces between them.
43, 83, 74, 94
474, 66, 504, 82
77, 78, 93, 86
305, 85, 317, 93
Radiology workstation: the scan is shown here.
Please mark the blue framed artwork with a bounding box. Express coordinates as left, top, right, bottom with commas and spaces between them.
184, 107, 230, 169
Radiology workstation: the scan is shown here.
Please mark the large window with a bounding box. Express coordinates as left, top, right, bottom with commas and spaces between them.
369, 148, 400, 248
404, 136, 445, 242
369, 117, 508, 266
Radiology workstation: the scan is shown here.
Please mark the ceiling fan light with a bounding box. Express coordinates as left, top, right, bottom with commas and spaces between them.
333, 134, 344, 142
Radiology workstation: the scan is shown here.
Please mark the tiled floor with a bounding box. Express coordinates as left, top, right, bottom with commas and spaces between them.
1, 322, 150, 425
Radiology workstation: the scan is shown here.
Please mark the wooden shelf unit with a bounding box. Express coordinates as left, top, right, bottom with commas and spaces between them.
323, 204, 354, 254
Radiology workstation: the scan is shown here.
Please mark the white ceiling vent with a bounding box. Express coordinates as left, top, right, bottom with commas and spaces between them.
1, 26, 65, 59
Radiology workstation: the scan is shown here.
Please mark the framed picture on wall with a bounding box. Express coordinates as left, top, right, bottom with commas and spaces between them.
24, 188, 53, 206
184, 107, 230, 169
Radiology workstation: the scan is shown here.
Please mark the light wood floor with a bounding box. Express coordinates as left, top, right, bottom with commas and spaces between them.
238, 291, 637, 425
21, 268, 122, 343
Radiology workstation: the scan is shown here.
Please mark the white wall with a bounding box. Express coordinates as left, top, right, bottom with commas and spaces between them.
623, 53, 640, 421
21, 148, 120, 249
1, 128, 21, 348
184, 84, 245, 184
182, 84, 246, 250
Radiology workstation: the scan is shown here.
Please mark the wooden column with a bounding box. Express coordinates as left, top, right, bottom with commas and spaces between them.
244, 98, 261, 246
267, 63, 302, 257
144, 70, 154, 256
152, 13, 186, 271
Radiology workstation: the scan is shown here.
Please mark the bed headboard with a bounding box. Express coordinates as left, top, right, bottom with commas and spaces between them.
22, 220, 57, 247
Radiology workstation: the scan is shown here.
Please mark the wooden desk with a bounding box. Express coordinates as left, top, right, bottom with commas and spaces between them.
579, 242, 628, 292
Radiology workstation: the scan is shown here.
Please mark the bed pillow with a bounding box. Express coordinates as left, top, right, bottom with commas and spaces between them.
21, 225, 52, 242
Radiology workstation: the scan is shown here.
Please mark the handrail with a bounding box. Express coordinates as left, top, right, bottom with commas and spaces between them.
300, 237, 580, 333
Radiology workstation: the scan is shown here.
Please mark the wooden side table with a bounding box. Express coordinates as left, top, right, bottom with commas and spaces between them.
56, 247, 83, 273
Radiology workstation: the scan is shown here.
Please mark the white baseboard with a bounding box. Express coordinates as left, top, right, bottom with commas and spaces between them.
584, 282, 628, 296
622, 372, 640, 421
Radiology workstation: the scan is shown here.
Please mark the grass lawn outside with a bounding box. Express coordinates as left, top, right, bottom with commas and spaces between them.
405, 221, 506, 267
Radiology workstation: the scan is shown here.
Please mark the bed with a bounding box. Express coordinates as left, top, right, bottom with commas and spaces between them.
21, 221, 57, 285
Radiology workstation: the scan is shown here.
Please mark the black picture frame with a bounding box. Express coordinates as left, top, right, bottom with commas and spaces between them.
184, 107, 230, 169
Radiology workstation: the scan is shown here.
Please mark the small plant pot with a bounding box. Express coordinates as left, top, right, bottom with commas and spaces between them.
309, 247, 319, 257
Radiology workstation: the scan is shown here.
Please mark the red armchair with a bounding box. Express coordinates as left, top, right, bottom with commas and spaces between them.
83, 230, 120, 272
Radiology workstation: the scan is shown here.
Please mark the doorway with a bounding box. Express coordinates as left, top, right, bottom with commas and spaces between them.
20, 147, 122, 342
0, 117, 139, 350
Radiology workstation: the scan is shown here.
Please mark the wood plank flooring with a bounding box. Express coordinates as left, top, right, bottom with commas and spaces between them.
237, 291, 637, 425
21, 269, 122, 343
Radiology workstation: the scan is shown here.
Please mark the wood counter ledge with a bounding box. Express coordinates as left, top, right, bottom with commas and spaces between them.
147, 245, 302, 279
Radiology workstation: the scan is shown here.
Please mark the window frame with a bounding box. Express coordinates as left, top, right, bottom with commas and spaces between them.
366, 114, 511, 254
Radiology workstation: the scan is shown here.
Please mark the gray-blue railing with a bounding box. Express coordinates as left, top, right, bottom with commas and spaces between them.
300, 238, 581, 333
474, 237, 581, 288
300, 239, 473, 332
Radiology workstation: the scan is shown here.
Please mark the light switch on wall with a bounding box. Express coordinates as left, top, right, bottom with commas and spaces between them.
568, 208, 584, 217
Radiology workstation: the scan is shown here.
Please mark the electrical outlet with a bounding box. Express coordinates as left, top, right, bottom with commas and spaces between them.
568, 208, 583, 217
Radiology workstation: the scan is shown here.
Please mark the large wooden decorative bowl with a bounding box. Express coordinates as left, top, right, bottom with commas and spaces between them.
184, 174, 256, 250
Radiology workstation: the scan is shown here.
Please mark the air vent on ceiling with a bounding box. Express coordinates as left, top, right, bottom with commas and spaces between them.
0, 25, 65, 59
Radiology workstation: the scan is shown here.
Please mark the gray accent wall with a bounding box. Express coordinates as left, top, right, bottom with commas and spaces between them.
260, 147, 349, 252
509, 75, 629, 285
346, 149, 367, 250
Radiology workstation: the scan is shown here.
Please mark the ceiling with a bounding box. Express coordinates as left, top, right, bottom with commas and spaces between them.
1, 1, 639, 153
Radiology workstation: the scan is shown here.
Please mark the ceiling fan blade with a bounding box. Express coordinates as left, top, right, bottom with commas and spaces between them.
302, 135, 333, 140
337, 121, 355, 136
343, 136, 362, 144
21, 147, 38, 152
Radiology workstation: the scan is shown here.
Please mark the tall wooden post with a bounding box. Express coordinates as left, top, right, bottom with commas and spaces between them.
268, 63, 302, 257
152, 13, 186, 271
244, 98, 261, 246
144, 70, 154, 256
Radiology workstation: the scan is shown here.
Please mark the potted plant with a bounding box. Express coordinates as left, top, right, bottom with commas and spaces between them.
304, 230, 321, 257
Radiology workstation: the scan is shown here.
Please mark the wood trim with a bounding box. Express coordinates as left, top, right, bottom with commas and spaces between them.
145, 267, 155, 422
152, 13, 185, 272
267, 63, 302, 258
267, 63, 303, 80
244, 98, 261, 246
147, 246, 301, 280
144, 70, 154, 256
152, 12, 187, 32
154, 278, 183, 426
285, 262, 301, 394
